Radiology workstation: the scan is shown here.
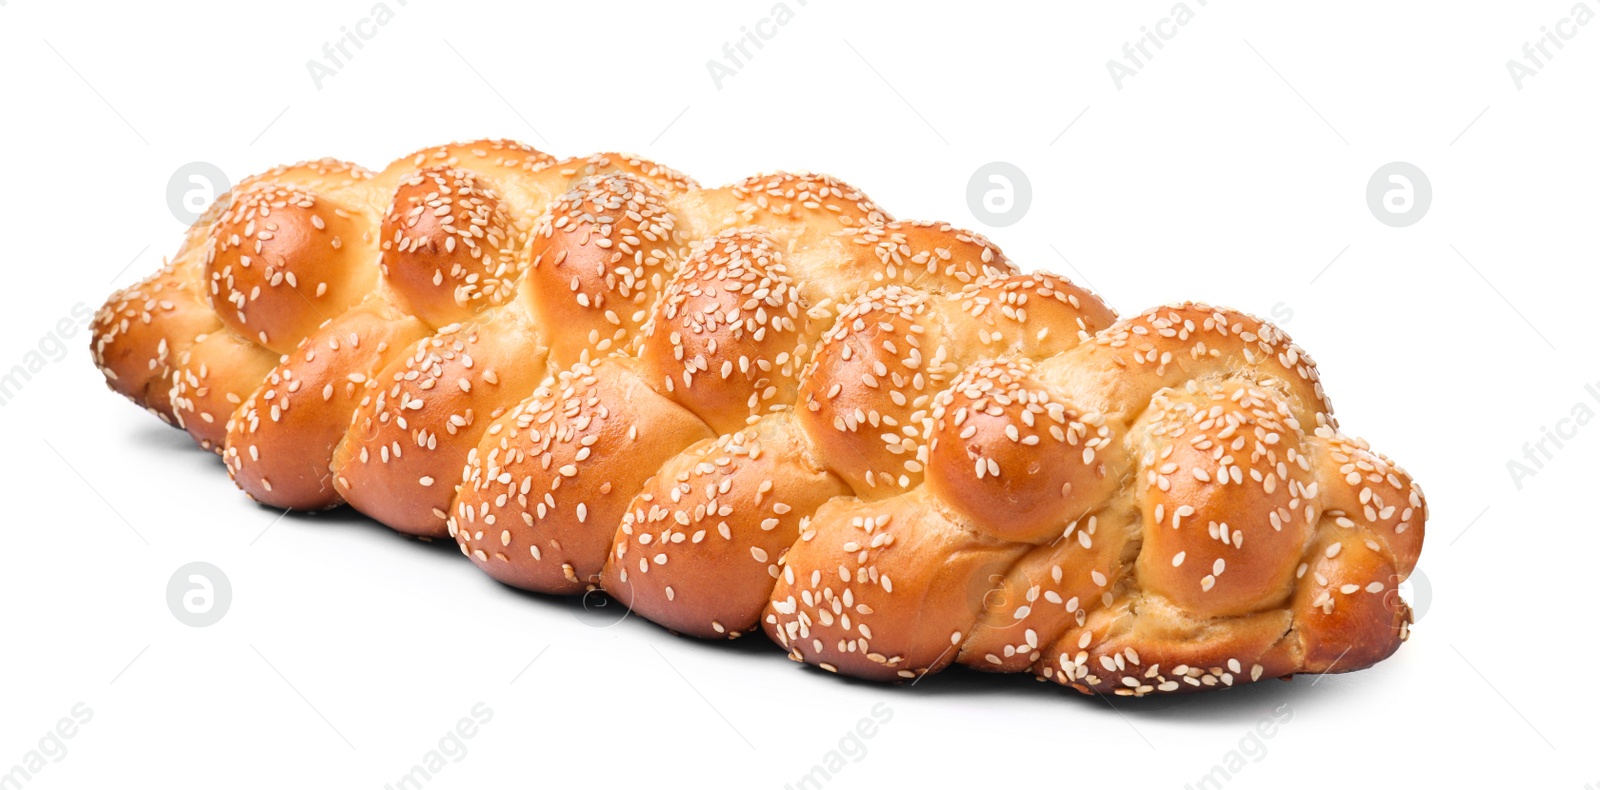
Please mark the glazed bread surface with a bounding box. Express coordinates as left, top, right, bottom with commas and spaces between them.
92, 139, 1426, 696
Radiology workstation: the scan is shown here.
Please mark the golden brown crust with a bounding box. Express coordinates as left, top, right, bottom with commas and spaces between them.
379, 167, 525, 328
681, 172, 890, 245
451, 356, 715, 592
830, 221, 1016, 294
766, 302, 1427, 695
958, 518, 1128, 673
224, 299, 429, 509
765, 490, 1027, 681
547, 152, 699, 198
93, 141, 1427, 696
333, 311, 550, 537
1288, 522, 1410, 674
636, 229, 809, 435
1034, 303, 1335, 426
519, 173, 683, 369
793, 286, 945, 498
389, 140, 559, 184
1040, 600, 1302, 694
795, 272, 1115, 501
91, 264, 221, 423
168, 329, 280, 452
602, 413, 850, 638
1129, 381, 1314, 618
203, 185, 378, 354
1314, 433, 1425, 578
236, 158, 377, 196
923, 358, 1122, 544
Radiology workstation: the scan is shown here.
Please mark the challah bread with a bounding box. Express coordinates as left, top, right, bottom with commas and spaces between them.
92, 139, 1427, 696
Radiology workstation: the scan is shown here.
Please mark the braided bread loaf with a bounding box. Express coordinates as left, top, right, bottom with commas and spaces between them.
92, 139, 1426, 695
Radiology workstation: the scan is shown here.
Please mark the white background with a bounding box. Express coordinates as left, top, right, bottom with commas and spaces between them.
1, 1, 1595, 787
